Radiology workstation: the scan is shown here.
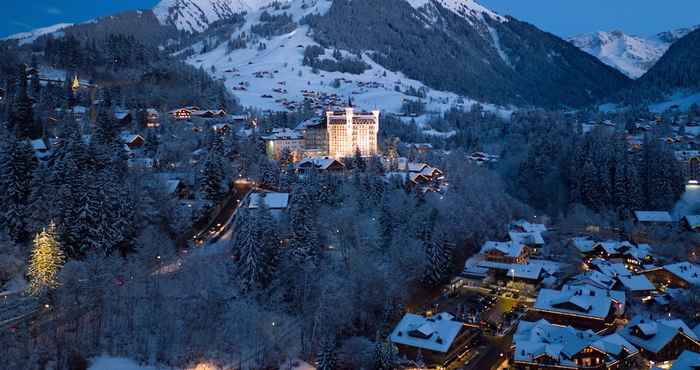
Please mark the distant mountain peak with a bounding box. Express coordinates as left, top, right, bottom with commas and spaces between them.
567, 27, 697, 79
408, 0, 505, 23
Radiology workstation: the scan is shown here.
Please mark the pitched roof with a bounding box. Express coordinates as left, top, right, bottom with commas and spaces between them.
670, 350, 700, 370
533, 284, 625, 320
571, 237, 595, 253
296, 157, 344, 171
590, 258, 632, 277
480, 241, 526, 258
509, 231, 545, 246
634, 211, 673, 223
664, 262, 700, 286
621, 316, 699, 354
513, 319, 637, 368
617, 275, 656, 292
389, 312, 464, 353
684, 215, 700, 229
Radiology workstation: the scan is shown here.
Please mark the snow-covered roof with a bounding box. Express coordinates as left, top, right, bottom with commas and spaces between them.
480, 240, 525, 258
296, 157, 344, 171
671, 351, 700, 370
621, 316, 700, 354
120, 133, 143, 144
407, 162, 429, 173
634, 211, 673, 223
165, 179, 181, 194
476, 259, 560, 281
509, 231, 545, 246
533, 284, 625, 320
248, 192, 289, 210
590, 258, 632, 277
664, 262, 700, 286
571, 237, 595, 253
513, 319, 637, 368
29, 138, 47, 151
389, 312, 464, 353
684, 215, 700, 229
511, 220, 547, 234
295, 117, 322, 130
261, 128, 303, 140
617, 275, 655, 292
570, 271, 616, 290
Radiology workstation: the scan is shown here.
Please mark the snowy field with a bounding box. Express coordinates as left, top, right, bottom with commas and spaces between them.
89, 357, 171, 370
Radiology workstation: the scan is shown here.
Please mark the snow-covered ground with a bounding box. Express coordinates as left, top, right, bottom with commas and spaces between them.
3, 23, 72, 45
672, 184, 700, 219
649, 91, 700, 113
181, 0, 510, 123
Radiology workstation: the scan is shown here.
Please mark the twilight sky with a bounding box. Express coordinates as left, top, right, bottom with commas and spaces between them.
1, 0, 699, 38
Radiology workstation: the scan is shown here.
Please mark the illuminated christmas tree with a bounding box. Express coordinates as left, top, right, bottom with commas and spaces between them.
27, 222, 65, 296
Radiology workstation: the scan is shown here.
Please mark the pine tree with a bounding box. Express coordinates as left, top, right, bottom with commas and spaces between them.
288, 185, 321, 263
26, 164, 53, 235
257, 200, 279, 279
316, 334, 337, 370
200, 148, 225, 205
0, 138, 35, 241
11, 67, 35, 139
27, 222, 65, 296
144, 130, 159, 158
235, 209, 265, 293
423, 231, 454, 288
373, 337, 397, 370
353, 147, 366, 172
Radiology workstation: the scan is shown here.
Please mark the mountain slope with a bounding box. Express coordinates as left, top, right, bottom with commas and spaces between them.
154, 0, 278, 33
569, 26, 699, 79
3, 23, 73, 46
303, 0, 630, 108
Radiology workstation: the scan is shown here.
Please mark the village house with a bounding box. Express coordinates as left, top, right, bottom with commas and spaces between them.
169, 106, 198, 120
681, 215, 700, 232
146, 108, 160, 128
512, 319, 639, 370
620, 316, 700, 363
644, 262, 700, 289
389, 312, 480, 368
295, 157, 345, 174
261, 128, 305, 161
530, 284, 625, 331
120, 133, 145, 150
670, 350, 700, 370
481, 241, 529, 264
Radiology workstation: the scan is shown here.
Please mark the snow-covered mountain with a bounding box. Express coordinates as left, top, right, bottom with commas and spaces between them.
154, 0, 282, 33
569, 26, 699, 79
157, 0, 627, 109
3, 23, 73, 45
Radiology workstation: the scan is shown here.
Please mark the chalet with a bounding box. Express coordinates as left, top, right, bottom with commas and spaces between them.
261, 128, 305, 161
409, 143, 433, 154
114, 110, 132, 126
467, 151, 500, 165
169, 106, 199, 120
120, 133, 145, 150
146, 108, 160, 128
671, 350, 700, 370
531, 284, 625, 331
644, 262, 700, 289
476, 259, 560, 287
634, 211, 673, 225
480, 241, 529, 264
295, 157, 345, 173
389, 312, 480, 368
191, 109, 226, 119
682, 215, 700, 232
512, 319, 638, 370
248, 192, 289, 218
620, 316, 700, 363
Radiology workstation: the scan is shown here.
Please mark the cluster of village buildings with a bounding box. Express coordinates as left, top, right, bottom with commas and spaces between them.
383, 213, 700, 370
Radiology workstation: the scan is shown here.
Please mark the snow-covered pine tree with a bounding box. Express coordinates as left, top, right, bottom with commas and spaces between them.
27, 222, 65, 296
26, 164, 53, 235
144, 130, 159, 157
260, 159, 280, 189
316, 334, 337, 370
200, 146, 225, 205
0, 137, 35, 241
353, 147, 366, 172
372, 336, 397, 370
256, 200, 279, 280
235, 209, 265, 293
423, 230, 454, 288
288, 185, 321, 263
11, 67, 36, 139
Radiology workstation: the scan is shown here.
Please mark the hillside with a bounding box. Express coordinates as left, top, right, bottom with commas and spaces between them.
154, 0, 630, 110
